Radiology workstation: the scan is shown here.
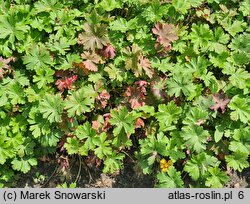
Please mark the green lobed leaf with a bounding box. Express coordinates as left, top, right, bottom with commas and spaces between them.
205, 167, 229, 188
75, 122, 96, 152
96, 0, 122, 12
65, 87, 96, 117
188, 23, 213, 53
11, 156, 37, 174
225, 151, 249, 172
38, 93, 64, 123
181, 125, 210, 153
156, 166, 184, 188
228, 95, 250, 124
103, 152, 125, 173
155, 102, 182, 131
229, 128, 250, 155
184, 152, 219, 181
22, 44, 54, 71
64, 137, 80, 155
109, 106, 137, 137
167, 74, 197, 100
93, 132, 112, 159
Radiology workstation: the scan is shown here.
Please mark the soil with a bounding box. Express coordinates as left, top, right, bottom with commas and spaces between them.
14, 154, 249, 188
15, 155, 155, 188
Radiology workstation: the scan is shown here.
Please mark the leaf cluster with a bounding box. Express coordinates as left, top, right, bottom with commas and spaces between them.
0, 0, 249, 188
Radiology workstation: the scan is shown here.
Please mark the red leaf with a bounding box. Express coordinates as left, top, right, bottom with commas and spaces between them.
210, 90, 230, 113
92, 120, 102, 133
100, 44, 116, 59
96, 90, 111, 108
139, 56, 154, 78
103, 113, 111, 132
55, 75, 78, 92
135, 118, 145, 129
152, 22, 178, 51
136, 80, 148, 92
79, 51, 102, 72
92, 120, 101, 130
0, 56, 15, 79
125, 80, 148, 109
83, 60, 98, 72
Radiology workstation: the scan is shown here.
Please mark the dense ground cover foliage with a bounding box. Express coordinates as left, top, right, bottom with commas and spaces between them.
0, 0, 249, 188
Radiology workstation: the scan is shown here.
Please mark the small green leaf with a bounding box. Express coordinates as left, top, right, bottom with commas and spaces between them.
188, 23, 213, 53
225, 151, 249, 172
96, 0, 122, 12
184, 153, 219, 181
11, 157, 37, 173
239, 0, 250, 16
228, 95, 250, 124
137, 132, 170, 173
103, 152, 125, 173
155, 102, 182, 131
109, 18, 137, 33
156, 166, 184, 188
75, 122, 96, 151
39, 130, 62, 147
23, 44, 54, 71
64, 138, 80, 155
225, 20, 247, 37
183, 107, 208, 126
142, 2, 169, 22
33, 68, 55, 89
229, 128, 250, 154
205, 167, 229, 188
0, 136, 13, 165
65, 87, 95, 117
181, 125, 209, 153
109, 107, 137, 137
167, 74, 196, 100
93, 133, 112, 159
47, 35, 76, 55
39, 93, 64, 123
214, 125, 224, 143
228, 68, 250, 93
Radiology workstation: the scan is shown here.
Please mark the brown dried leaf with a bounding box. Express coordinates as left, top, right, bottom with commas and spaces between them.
81, 51, 102, 64
83, 60, 98, 72
123, 44, 141, 72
